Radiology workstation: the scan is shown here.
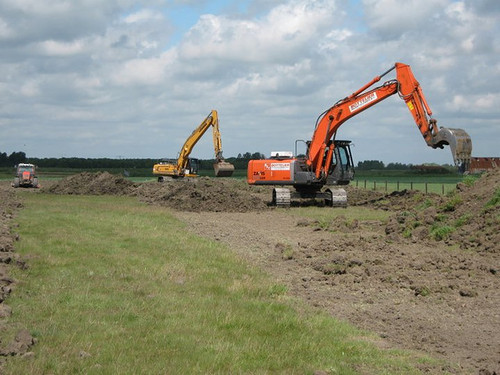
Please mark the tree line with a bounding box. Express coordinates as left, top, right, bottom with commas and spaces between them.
356, 160, 410, 170
1, 150, 452, 173
0, 151, 27, 167
356, 159, 454, 173
0, 150, 266, 170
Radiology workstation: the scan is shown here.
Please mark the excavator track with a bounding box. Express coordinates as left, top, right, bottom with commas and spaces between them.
272, 188, 291, 207
271, 187, 348, 207
325, 188, 347, 207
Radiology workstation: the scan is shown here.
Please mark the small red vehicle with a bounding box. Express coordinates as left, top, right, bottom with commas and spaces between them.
13, 163, 39, 188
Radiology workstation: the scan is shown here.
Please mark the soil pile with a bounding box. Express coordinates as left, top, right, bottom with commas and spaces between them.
134, 178, 269, 212
345, 185, 386, 206
0, 183, 36, 366
45, 172, 269, 212
47, 171, 137, 196
385, 169, 500, 252
450, 169, 500, 252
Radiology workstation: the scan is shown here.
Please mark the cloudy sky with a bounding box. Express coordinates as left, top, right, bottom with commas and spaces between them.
0, 0, 498, 165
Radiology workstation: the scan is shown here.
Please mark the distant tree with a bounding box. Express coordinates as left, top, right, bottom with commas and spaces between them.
0, 152, 8, 167
356, 160, 385, 170
251, 152, 265, 159
8, 151, 26, 166
386, 162, 411, 170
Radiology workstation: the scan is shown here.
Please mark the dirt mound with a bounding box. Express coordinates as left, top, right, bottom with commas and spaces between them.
449, 169, 500, 252
386, 169, 500, 252
0, 182, 36, 367
46, 173, 269, 213
135, 178, 269, 212
345, 185, 386, 205
47, 172, 137, 195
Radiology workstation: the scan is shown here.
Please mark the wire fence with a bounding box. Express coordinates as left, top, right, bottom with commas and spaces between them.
353, 179, 457, 195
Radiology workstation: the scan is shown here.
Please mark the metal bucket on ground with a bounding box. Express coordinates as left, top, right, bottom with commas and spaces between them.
214, 161, 235, 177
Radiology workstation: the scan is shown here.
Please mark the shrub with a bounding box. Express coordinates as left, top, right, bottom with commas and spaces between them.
430, 225, 455, 241
454, 214, 472, 227
462, 174, 479, 187
441, 195, 462, 212
484, 188, 500, 210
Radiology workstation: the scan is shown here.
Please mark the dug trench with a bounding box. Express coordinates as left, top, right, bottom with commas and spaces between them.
0, 183, 37, 366
3, 171, 500, 374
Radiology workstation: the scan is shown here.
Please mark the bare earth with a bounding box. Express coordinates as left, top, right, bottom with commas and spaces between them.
2, 170, 500, 374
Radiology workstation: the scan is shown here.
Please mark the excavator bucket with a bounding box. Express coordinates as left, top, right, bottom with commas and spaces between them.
431, 127, 472, 173
213, 160, 235, 177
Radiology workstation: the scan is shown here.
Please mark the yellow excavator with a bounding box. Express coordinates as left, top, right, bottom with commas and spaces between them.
153, 110, 235, 181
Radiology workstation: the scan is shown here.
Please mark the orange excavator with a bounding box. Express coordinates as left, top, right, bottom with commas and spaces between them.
247, 62, 472, 206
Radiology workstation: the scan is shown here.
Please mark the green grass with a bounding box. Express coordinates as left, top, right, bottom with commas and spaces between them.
2, 193, 431, 374
485, 187, 500, 209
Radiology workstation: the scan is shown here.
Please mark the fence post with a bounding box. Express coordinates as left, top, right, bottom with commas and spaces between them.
425, 182, 428, 194
410, 182, 413, 190
442, 184, 445, 195
397, 181, 400, 191
373, 181, 376, 191
385, 181, 388, 192
364, 180, 367, 189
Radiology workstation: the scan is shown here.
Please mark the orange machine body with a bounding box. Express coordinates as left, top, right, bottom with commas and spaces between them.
247, 158, 295, 185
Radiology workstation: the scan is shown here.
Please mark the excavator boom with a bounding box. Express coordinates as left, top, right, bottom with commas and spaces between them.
307, 62, 471, 178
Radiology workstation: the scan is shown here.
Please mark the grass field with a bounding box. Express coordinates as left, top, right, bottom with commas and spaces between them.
3, 193, 433, 374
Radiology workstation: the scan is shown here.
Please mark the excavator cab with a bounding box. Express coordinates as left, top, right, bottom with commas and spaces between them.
327, 141, 355, 185
186, 158, 200, 176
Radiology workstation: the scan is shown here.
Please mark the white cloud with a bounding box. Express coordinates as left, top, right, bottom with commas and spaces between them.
111, 55, 169, 85
0, 0, 498, 164
38, 39, 87, 56
0, 17, 14, 39
179, 0, 338, 63
123, 9, 163, 24
362, 0, 448, 38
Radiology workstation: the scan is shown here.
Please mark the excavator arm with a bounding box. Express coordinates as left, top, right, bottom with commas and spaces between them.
153, 110, 234, 179
308, 62, 472, 179
176, 110, 219, 172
